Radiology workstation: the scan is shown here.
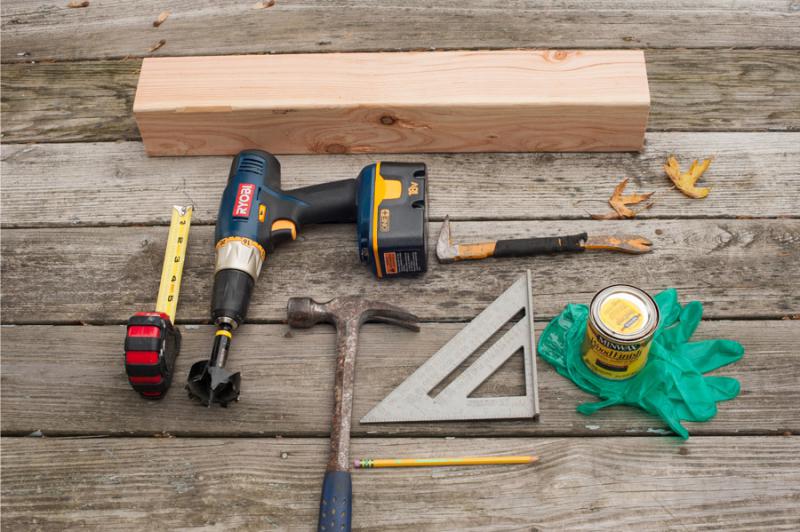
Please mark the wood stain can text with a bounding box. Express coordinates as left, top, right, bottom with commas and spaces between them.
582, 285, 659, 380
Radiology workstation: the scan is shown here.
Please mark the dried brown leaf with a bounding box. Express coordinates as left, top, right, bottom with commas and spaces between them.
153, 11, 170, 27
254, 0, 276, 7
148, 39, 166, 53
591, 177, 655, 219
67, 1, 89, 7
664, 155, 712, 199
591, 200, 654, 220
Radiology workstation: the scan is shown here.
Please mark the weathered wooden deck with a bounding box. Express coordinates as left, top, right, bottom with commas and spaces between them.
1, 2, 799, 530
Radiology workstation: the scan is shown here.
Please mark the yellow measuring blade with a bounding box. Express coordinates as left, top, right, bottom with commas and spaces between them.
155, 205, 193, 323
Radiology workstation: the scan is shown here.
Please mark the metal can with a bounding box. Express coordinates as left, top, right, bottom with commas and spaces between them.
582, 285, 659, 380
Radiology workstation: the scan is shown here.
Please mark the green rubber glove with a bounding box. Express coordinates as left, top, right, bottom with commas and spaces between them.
538, 289, 744, 439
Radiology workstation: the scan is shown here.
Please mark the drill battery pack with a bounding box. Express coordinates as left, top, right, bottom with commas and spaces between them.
356, 162, 427, 278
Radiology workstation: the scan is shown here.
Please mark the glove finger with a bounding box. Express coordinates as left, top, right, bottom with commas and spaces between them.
576, 397, 621, 415
673, 372, 718, 421
646, 395, 690, 439
658, 301, 703, 348
654, 289, 681, 327
680, 339, 744, 373
704, 376, 741, 402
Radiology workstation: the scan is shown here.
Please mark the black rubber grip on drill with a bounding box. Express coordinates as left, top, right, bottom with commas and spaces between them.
493, 233, 588, 258
211, 269, 254, 326
291, 180, 358, 225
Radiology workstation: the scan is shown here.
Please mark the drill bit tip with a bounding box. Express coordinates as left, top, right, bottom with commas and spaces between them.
186, 361, 241, 407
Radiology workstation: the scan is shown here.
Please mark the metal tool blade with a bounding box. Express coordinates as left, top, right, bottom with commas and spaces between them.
361, 271, 539, 423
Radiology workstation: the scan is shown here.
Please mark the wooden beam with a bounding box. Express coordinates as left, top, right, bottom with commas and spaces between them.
133, 51, 649, 155
4, 50, 797, 145
3, 134, 798, 227
2, 1, 798, 62
0, 321, 796, 437
1, 220, 798, 324
2, 436, 798, 530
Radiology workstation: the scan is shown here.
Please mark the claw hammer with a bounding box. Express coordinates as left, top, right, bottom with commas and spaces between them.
287, 296, 419, 532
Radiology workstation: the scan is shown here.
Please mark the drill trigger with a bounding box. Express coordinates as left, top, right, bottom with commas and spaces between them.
271, 219, 297, 242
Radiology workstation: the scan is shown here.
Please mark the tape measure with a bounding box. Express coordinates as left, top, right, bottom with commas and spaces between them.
124, 205, 192, 399
155, 205, 192, 323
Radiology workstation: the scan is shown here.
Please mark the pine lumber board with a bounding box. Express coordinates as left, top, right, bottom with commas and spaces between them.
132, 50, 650, 155
3, 50, 798, 145
0, 320, 796, 437
2, 436, 799, 530
2, 134, 799, 227
2, 0, 799, 62
1, 220, 798, 324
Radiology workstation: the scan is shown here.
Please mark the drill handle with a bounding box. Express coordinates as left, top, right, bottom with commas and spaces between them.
289, 179, 358, 225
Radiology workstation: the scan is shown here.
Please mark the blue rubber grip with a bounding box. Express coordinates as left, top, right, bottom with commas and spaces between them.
317, 471, 352, 532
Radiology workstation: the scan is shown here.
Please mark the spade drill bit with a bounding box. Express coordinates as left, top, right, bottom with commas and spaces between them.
186, 323, 241, 407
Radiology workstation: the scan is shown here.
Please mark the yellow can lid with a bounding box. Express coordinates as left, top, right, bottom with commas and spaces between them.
590, 285, 659, 342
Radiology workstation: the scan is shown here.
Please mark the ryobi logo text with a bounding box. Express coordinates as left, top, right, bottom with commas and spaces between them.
233, 183, 256, 218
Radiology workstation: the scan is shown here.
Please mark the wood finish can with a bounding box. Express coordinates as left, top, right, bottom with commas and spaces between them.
582, 285, 659, 380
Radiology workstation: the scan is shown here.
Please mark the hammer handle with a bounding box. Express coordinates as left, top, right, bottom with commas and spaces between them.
493, 233, 587, 258
318, 471, 352, 532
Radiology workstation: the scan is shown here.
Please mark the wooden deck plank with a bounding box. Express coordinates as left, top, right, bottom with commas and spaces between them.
3, 134, 799, 227
2, 50, 799, 144
1, 321, 796, 437
2, 436, 799, 530
2, 1, 798, 62
2, 220, 798, 324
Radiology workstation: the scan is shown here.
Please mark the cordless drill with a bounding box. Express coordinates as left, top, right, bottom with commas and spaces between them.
186, 150, 427, 406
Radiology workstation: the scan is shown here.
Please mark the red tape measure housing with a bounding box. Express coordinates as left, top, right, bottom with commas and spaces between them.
124, 312, 181, 399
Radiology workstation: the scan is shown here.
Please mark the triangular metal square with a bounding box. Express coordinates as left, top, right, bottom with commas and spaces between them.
361, 271, 539, 423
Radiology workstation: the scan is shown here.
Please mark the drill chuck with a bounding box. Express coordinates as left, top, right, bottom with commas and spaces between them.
211, 268, 255, 328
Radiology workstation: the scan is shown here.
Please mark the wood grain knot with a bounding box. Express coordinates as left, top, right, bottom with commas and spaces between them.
325, 143, 347, 154
380, 115, 396, 126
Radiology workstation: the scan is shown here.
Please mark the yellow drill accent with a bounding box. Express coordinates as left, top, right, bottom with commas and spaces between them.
215, 236, 266, 260
155, 205, 193, 323
370, 163, 403, 278
271, 219, 297, 240
215, 329, 232, 339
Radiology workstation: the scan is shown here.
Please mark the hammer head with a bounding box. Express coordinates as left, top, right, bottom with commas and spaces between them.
287, 296, 419, 331
436, 216, 458, 264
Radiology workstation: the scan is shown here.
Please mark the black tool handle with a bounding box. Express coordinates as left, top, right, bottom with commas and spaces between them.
290, 180, 358, 225
493, 233, 587, 258
318, 471, 352, 532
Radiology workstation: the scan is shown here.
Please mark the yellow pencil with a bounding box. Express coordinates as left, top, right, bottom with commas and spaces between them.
354, 455, 538, 469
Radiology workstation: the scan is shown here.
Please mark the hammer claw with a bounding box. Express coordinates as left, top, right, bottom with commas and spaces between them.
368, 314, 420, 332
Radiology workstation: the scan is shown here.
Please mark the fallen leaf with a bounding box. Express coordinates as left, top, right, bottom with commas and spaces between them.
664, 155, 712, 199
67, 0, 89, 7
591, 178, 655, 219
148, 39, 166, 53
254, 0, 276, 7
153, 11, 170, 27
